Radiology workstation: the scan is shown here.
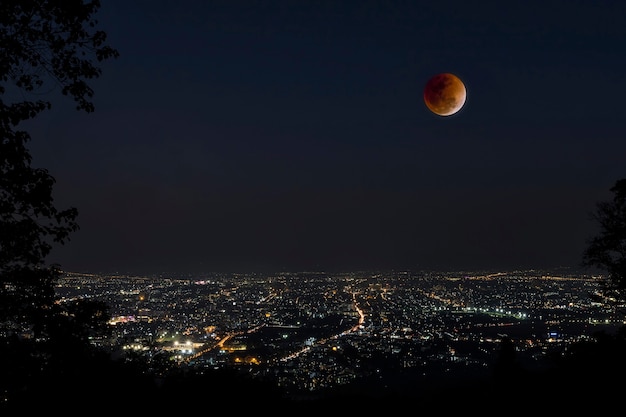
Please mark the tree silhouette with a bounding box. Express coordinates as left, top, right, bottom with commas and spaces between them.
568, 178, 626, 400
582, 178, 626, 303
0, 0, 119, 407
492, 336, 520, 381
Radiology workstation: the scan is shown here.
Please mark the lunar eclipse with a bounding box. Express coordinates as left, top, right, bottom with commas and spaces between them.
423, 73, 466, 116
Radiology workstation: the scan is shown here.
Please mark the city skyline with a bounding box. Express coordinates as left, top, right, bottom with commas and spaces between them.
23, 1, 626, 275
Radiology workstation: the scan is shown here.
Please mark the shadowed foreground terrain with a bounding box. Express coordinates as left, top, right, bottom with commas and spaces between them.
5, 330, 624, 414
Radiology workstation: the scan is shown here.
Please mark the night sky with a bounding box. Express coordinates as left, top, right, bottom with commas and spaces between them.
26, 0, 626, 275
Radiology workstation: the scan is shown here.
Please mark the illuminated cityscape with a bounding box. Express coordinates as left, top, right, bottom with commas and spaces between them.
56, 268, 623, 399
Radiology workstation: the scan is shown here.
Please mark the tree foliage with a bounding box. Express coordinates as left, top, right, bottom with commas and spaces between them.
0, 0, 119, 112
0, 0, 119, 407
582, 179, 626, 302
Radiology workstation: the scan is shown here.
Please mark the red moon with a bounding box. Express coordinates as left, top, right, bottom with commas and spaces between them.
423, 73, 466, 116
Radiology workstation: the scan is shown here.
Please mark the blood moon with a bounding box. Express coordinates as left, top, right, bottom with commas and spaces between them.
423, 73, 467, 116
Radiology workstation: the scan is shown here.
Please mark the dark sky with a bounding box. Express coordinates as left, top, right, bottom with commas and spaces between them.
26, 0, 626, 275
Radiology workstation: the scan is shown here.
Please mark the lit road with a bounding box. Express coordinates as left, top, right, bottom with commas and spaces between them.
279, 291, 365, 362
